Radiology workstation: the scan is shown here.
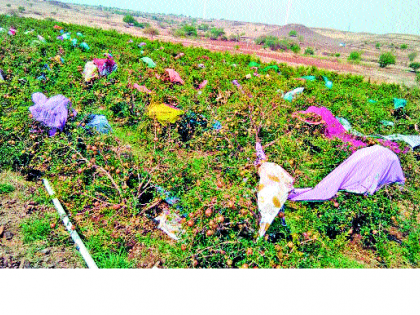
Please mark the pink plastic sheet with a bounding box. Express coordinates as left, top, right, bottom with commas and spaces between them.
133, 83, 152, 94
165, 69, 184, 85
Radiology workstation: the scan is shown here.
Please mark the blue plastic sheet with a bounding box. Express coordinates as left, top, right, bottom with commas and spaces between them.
300, 76, 316, 81
213, 121, 222, 131
393, 98, 406, 110
86, 115, 112, 134
322, 76, 333, 89
80, 42, 90, 51
155, 185, 180, 206
36, 74, 46, 81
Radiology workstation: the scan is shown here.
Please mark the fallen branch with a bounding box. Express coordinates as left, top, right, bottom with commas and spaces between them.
67, 143, 123, 198
141, 198, 162, 213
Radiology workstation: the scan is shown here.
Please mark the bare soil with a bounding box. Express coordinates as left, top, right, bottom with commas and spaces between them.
0, 171, 84, 268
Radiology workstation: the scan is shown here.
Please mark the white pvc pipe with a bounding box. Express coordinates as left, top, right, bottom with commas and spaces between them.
43, 179, 98, 269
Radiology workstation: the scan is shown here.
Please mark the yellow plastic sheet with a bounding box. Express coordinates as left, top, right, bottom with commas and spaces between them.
51, 55, 63, 64
147, 103, 184, 125
257, 161, 294, 237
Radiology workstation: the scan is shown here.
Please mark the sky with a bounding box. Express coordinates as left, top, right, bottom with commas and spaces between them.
60, 0, 420, 35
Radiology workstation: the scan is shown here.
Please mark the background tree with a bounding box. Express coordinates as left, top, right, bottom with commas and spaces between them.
304, 47, 314, 55
408, 52, 417, 62
348, 51, 362, 63
182, 24, 197, 37
289, 30, 297, 37
409, 62, 420, 72
123, 15, 136, 24
209, 27, 225, 40
379, 52, 396, 68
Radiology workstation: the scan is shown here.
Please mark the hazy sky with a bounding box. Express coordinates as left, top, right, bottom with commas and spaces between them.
60, 0, 420, 35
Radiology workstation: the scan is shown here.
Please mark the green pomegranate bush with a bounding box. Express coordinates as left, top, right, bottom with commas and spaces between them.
0, 14, 419, 268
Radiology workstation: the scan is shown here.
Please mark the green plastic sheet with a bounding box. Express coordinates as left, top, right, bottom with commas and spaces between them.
141, 57, 156, 68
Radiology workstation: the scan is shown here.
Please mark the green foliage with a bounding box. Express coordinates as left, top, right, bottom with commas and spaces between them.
409, 62, 420, 72
0, 15, 419, 269
304, 47, 314, 55
151, 15, 164, 22
198, 24, 209, 31
6, 4, 11, 7
255, 35, 295, 51
400, 44, 408, 50
18, 6, 25, 13
21, 216, 52, 243
123, 14, 136, 24
254, 35, 269, 45
376, 43, 380, 49
335, 53, 341, 57
0, 183, 15, 194
379, 52, 396, 68
408, 52, 417, 62
290, 43, 301, 54
123, 14, 149, 28
229, 34, 241, 42
95, 249, 135, 268
172, 28, 186, 37
289, 30, 297, 37
209, 27, 225, 40
416, 73, 420, 85
348, 51, 362, 63
182, 24, 197, 37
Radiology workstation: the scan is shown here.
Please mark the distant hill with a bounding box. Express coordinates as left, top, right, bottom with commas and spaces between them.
268, 23, 342, 48
48, 1, 71, 9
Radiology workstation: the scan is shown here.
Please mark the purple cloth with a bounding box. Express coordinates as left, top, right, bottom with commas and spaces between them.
254, 142, 267, 165
232, 79, 241, 88
297, 106, 367, 148
288, 145, 405, 201
29, 93, 76, 136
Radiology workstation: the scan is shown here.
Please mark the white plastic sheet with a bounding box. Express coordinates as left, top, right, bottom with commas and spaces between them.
257, 162, 294, 237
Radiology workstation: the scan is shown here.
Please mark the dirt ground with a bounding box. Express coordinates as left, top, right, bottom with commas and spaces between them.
1, 0, 419, 86
0, 171, 84, 268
